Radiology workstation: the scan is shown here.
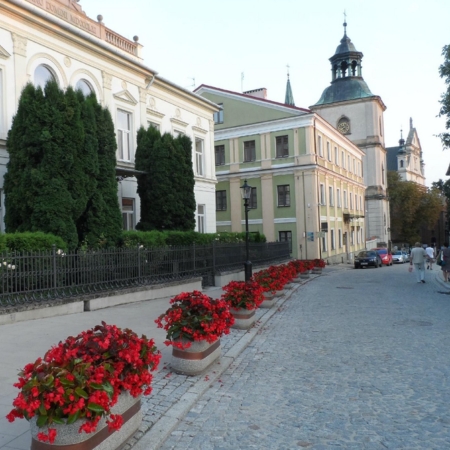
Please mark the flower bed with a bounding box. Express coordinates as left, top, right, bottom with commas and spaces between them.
7, 322, 160, 444
221, 280, 264, 310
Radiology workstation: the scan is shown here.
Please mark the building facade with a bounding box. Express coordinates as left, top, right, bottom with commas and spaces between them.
386, 118, 426, 185
310, 23, 391, 246
0, 0, 218, 233
195, 85, 366, 262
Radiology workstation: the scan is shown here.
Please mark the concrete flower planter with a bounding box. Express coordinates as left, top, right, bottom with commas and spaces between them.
312, 268, 322, 274
299, 272, 310, 279
260, 292, 277, 308
30, 392, 141, 450
171, 339, 221, 376
230, 307, 256, 329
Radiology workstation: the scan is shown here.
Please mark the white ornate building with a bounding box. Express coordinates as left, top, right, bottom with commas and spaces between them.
0, 0, 218, 233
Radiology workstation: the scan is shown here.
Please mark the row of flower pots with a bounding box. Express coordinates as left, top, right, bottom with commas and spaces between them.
6, 259, 325, 449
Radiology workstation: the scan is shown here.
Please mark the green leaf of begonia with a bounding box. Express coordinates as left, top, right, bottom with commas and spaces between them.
102, 382, 114, 398
51, 417, 65, 425
89, 383, 103, 390
36, 415, 48, 427
87, 403, 105, 413
75, 388, 88, 399
67, 410, 80, 425
39, 403, 47, 416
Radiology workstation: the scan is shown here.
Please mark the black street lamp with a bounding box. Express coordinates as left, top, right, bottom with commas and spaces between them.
240, 179, 253, 281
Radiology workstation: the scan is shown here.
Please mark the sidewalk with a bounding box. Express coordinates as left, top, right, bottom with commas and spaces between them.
0, 272, 322, 450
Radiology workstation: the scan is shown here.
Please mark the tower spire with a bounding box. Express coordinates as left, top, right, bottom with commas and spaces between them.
284, 65, 295, 106
343, 10, 347, 36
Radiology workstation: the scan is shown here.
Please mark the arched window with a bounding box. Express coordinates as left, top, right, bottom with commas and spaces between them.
34, 64, 56, 89
400, 160, 404, 168
75, 79, 93, 97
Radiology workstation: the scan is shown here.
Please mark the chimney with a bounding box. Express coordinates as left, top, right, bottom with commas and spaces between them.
243, 88, 267, 99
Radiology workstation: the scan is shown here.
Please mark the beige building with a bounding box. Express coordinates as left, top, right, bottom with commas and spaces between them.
195, 85, 366, 263
0, 0, 218, 233
310, 23, 391, 246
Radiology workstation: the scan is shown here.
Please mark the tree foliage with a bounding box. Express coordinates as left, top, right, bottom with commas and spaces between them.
135, 127, 196, 231
4, 82, 122, 249
439, 44, 450, 149
388, 171, 442, 244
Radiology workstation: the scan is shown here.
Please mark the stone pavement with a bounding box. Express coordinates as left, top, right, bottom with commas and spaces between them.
154, 264, 450, 450
2, 263, 450, 449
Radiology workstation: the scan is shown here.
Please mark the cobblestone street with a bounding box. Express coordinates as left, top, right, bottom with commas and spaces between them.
159, 265, 450, 449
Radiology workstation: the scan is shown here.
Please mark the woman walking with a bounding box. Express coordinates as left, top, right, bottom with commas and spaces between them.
437, 242, 450, 282
410, 242, 427, 283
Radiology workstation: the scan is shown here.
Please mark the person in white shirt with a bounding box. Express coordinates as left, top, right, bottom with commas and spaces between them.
425, 245, 435, 270
410, 242, 428, 283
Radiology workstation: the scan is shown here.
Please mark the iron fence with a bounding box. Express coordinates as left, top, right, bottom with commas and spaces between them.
0, 242, 290, 307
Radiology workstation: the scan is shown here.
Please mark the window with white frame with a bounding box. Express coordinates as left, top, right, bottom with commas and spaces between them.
329, 186, 334, 206
338, 229, 342, 247
344, 190, 348, 208
337, 188, 341, 207
121, 198, 134, 230
279, 231, 292, 252
351, 229, 355, 245
195, 138, 204, 176
215, 145, 225, 166
213, 103, 224, 124
277, 185, 290, 207
361, 227, 364, 241
197, 204, 205, 233
360, 196, 363, 211
75, 79, 93, 97
173, 129, 185, 137
320, 183, 325, 205
335, 147, 339, 165
34, 64, 57, 89
350, 192, 353, 210
356, 195, 359, 211
327, 142, 331, 161
244, 140, 256, 162
322, 233, 327, 252
342, 151, 345, 168
331, 229, 335, 250
117, 109, 131, 161
357, 227, 360, 243
353, 159, 356, 174
348, 155, 351, 172
148, 121, 160, 131
276, 135, 289, 158
318, 135, 323, 157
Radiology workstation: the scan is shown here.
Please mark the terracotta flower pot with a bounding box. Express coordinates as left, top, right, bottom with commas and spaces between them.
230, 307, 256, 329
30, 392, 141, 450
171, 339, 221, 376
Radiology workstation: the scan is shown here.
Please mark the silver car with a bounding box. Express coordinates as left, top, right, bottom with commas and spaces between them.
392, 251, 409, 263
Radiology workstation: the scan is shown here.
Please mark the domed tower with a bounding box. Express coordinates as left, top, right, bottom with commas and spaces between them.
310, 20, 390, 246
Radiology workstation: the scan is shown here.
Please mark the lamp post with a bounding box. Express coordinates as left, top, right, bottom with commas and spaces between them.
240, 180, 253, 281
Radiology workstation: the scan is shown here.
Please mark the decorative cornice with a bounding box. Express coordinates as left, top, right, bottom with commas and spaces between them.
192, 126, 208, 135
113, 90, 138, 106
170, 117, 188, 128
0, 44, 11, 60
147, 109, 165, 119
11, 32, 27, 57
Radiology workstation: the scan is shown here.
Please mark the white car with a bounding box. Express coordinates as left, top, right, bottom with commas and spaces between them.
392, 251, 409, 263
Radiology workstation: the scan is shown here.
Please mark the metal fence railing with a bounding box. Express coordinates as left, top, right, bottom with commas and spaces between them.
0, 242, 290, 307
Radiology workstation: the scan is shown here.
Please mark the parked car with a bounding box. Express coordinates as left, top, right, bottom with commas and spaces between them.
392, 250, 409, 264
354, 250, 383, 269
371, 248, 393, 266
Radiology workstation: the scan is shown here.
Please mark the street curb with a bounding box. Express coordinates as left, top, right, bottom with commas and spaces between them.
131, 277, 315, 450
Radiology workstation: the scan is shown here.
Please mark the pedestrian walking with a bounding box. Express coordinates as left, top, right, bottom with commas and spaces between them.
409, 242, 427, 283
425, 244, 435, 270
437, 242, 450, 282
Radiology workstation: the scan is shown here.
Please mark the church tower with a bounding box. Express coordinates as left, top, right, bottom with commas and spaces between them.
310, 20, 390, 246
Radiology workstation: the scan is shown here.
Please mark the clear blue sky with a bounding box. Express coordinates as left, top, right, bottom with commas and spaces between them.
82, 0, 450, 186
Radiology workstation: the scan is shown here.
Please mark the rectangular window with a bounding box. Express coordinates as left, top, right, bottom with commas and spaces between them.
351, 230, 355, 246
337, 188, 341, 207
195, 138, 204, 176
318, 136, 323, 157
353, 159, 356, 174
342, 151, 345, 168
350, 192, 353, 210
360, 196, 363, 211
276, 135, 289, 158
121, 198, 134, 230
322, 234, 327, 252
197, 204, 205, 233
213, 103, 224, 124
331, 229, 335, 250
277, 185, 290, 207
320, 184, 326, 205
335, 147, 339, 165
344, 190, 348, 208
173, 129, 185, 138
338, 229, 342, 248
348, 155, 351, 172
117, 109, 131, 161
215, 145, 225, 166
249, 187, 257, 209
327, 142, 331, 161
329, 186, 334, 206
244, 140, 256, 162
216, 190, 227, 211
279, 231, 292, 252
357, 226, 360, 244
148, 121, 160, 130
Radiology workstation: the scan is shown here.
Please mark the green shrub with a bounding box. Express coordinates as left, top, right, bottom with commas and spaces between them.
2, 232, 67, 253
